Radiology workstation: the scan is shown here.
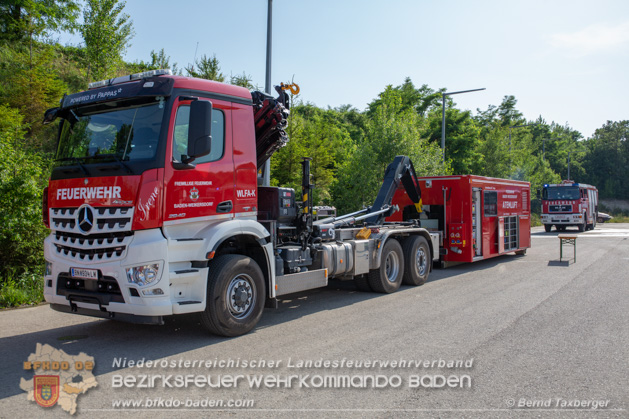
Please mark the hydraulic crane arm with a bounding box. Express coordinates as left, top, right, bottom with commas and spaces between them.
363, 155, 422, 225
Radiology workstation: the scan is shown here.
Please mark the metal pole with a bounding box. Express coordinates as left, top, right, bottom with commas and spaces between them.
265, 0, 272, 93
440, 88, 485, 165
262, 0, 273, 186
441, 93, 446, 163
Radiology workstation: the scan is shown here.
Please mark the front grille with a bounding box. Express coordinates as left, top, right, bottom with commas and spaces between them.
50, 207, 134, 262
51, 207, 133, 234
549, 205, 572, 212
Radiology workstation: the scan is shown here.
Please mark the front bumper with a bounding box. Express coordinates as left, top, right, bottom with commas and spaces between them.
49, 303, 164, 324
541, 213, 583, 225
44, 228, 207, 320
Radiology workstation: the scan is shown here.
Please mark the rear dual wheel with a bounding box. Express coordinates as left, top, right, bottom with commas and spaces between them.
402, 235, 430, 286
368, 239, 404, 293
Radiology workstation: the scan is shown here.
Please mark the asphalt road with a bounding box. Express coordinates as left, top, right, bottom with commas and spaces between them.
1, 224, 628, 418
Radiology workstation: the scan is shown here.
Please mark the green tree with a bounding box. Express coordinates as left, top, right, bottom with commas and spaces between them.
333, 86, 446, 214
132, 48, 182, 75
230, 72, 256, 89
80, 0, 134, 80
582, 121, 629, 198
0, 0, 80, 42
272, 105, 353, 205
0, 42, 67, 146
185, 54, 225, 82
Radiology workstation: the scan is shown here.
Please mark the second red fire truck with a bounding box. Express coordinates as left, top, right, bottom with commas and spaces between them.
540, 181, 598, 232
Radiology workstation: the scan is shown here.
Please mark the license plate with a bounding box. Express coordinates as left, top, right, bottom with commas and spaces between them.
70, 268, 99, 280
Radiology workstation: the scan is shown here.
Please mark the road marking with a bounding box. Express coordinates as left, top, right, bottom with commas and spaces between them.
534, 234, 629, 238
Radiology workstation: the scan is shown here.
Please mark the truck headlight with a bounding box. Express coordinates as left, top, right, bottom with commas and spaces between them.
126, 264, 160, 286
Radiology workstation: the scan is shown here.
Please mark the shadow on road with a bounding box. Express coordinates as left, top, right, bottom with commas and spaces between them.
2, 251, 531, 400
2, 282, 381, 400
548, 260, 571, 267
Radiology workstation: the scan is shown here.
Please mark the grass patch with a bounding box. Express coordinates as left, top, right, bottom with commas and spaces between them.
0, 269, 44, 309
608, 215, 629, 223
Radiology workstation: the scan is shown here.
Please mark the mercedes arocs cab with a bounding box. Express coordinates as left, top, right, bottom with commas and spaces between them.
42, 70, 439, 336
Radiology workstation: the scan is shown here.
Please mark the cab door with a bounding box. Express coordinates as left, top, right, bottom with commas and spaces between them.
163, 96, 234, 224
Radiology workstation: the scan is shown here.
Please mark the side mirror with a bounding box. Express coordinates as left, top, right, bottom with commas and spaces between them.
185, 100, 212, 163
43, 107, 59, 125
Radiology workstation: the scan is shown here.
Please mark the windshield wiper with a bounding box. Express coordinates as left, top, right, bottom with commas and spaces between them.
55, 157, 90, 176
91, 153, 134, 174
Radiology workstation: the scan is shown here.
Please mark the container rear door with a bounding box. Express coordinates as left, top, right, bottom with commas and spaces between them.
472, 188, 482, 257
498, 217, 505, 254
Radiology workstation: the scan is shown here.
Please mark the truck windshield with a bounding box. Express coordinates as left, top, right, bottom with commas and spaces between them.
55, 101, 164, 166
543, 186, 580, 200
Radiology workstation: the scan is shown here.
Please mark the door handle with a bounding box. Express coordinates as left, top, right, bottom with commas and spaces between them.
217, 201, 233, 213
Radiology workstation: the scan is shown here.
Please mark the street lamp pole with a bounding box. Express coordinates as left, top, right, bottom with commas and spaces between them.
262, 0, 273, 187
441, 88, 486, 164
542, 138, 551, 161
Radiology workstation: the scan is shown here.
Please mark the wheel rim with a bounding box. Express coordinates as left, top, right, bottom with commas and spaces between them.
415, 247, 427, 276
384, 251, 400, 283
226, 274, 256, 319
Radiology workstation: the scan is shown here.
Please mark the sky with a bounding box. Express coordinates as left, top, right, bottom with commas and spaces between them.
59, 0, 629, 139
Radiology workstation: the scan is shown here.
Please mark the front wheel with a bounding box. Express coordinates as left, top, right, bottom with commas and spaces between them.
201, 255, 265, 337
544, 224, 552, 233
368, 239, 404, 293
578, 213, 586, 232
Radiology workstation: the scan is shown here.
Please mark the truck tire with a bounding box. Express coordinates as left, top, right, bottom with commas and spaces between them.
354, 274, 372, 292
200, 254, 265, 337
368, 239, 404, 293
402, 235, 430, 286
544, 224, 552, 233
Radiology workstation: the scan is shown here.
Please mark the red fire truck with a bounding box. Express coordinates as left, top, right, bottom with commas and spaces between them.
388, 176, 531, 266
41, 69, 444, 336
540, 181, 598, 232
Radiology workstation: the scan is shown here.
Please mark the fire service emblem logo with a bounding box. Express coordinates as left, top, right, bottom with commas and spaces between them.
34, 375, 60, 408
21, 343, 98, 415
190, 187, 199, 201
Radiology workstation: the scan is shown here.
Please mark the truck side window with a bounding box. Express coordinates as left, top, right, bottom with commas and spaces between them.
173, 105, 225, 164
484, 191, 498, 217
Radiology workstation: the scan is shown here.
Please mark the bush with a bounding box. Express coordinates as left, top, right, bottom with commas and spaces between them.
0, 269, 44, 308
0, 105, 51, 284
